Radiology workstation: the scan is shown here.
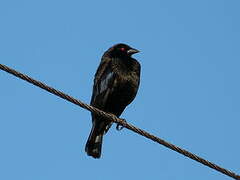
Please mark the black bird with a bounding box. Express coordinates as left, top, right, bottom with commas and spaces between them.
85, 43, 141, 158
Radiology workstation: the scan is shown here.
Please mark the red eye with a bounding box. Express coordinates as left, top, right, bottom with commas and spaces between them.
120, 47, 125, 51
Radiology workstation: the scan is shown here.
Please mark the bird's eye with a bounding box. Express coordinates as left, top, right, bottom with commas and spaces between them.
120, 47, 125, 51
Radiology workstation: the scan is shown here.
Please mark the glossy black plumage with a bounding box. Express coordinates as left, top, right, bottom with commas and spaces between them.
85, 43, 141, 158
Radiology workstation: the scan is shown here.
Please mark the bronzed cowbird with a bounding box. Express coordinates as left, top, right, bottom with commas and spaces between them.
85, 43, 141, 158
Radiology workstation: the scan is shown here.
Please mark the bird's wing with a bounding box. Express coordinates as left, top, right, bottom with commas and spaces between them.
90, 58, 117, 133
90, 58, 115, 109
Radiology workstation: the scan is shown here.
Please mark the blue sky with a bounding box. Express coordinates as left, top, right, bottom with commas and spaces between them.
0, 0, 239, 179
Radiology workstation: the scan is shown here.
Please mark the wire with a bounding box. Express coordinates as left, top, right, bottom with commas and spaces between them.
0, 63, 239, 180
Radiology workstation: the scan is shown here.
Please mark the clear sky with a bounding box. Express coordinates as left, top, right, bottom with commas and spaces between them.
0, 0, 239, 179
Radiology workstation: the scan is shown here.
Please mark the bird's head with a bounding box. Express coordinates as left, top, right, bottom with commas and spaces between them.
107, 43, 140, 58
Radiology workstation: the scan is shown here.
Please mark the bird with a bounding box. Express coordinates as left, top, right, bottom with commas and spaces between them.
85, 43, 141, 158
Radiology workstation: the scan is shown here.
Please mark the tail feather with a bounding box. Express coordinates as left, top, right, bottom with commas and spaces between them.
85, 125, 103, 158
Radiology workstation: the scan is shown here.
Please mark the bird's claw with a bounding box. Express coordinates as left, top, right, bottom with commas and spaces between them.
116, 119, 126, 131
116, 124, 124, 131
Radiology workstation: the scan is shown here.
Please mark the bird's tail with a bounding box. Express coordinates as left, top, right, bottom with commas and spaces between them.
85, 125, 103, 159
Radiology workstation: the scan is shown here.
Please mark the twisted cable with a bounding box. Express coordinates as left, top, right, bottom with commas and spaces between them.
0, 63, 239, 180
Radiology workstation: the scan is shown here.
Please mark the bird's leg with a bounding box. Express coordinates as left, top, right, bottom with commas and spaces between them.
116, 119, 127, 131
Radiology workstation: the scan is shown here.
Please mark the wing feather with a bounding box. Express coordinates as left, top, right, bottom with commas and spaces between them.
90, 57, 115, 110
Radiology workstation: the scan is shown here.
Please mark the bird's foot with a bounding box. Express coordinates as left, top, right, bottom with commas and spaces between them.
116, 119, 126, 131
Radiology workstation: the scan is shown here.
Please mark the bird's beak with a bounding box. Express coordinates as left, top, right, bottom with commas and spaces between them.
127, 48, 140, 55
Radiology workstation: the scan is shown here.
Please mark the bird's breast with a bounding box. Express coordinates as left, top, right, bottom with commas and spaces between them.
112, 72, 139, 105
